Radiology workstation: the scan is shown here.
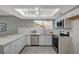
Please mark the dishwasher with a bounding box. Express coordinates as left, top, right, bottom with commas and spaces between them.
31, 35, 39, 46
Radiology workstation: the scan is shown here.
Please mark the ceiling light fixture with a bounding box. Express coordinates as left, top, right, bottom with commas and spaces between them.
15, 8, 60, 17
15, 8, 40, 17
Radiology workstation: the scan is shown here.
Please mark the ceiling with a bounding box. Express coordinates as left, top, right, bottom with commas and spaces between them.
0, 5, 77, 19
0, 9, 12, 16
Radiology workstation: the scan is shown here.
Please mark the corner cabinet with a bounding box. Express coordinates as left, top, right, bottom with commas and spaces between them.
0, 35, 26, 54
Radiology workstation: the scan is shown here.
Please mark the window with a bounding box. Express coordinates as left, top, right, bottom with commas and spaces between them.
33, 20, 53, 29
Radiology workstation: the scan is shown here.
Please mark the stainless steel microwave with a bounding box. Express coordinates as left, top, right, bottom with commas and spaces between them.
57, 19, 64, 28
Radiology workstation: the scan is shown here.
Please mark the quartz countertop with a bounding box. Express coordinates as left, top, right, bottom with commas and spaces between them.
21, 33, 51, 36
0, 33, 71, 47
0, 34, 25, 46
0, 33, 50, 47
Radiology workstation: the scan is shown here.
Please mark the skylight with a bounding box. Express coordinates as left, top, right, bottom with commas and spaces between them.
15, 8, 60, 17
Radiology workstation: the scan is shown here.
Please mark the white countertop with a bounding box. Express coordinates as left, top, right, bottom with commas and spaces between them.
26, 33, 40, 35
0, 34, 25, 46
0, 33, 50, 47
0, 33, 71, 47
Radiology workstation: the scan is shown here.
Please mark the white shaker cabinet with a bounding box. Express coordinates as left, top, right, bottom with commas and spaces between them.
39, 36, 52, 45
4, 41, 17, 54
25, 35, 31, 45
0, 47, 3, 54
0, 34, 26, 54
17, 36, 26, 52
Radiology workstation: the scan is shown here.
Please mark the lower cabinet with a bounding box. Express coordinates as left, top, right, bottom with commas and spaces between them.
0, 47, 3, 54
2, 35, 26, 54
25, 35, 52, 46
4, 41, 17, 54
59, 37, 71, 54
39, 36, 52, 45
25, 35, 31, 45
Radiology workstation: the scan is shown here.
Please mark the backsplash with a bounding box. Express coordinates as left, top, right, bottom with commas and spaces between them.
18, 28, 53, 35
53, 28, 71, 37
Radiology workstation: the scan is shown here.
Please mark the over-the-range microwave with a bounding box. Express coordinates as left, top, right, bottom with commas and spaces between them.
56, 19, 71, 28
57, 19, 64, 28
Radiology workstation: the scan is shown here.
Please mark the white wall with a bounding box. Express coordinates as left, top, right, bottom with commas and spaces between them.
17, 19, 33, 28
0, 16, 19, 37
17, 19, 54, 28
71, 20, 79, 53
0, 16, 54, 37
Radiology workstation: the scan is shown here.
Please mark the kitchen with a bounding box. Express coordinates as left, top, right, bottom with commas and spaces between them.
0, 5, 79, 54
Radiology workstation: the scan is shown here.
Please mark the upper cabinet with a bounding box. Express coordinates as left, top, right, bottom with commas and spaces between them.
55, 19, 71, 29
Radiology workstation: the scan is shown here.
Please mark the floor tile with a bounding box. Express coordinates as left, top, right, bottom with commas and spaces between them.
21, 46, 56, 54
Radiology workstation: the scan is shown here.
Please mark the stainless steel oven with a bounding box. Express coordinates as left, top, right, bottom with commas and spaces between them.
52, 35, 58, 53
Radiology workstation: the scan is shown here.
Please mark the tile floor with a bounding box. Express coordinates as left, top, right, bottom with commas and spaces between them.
20, 46, 56, 54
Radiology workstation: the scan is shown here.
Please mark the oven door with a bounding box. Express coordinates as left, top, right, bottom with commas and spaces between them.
52, 35, 58, 53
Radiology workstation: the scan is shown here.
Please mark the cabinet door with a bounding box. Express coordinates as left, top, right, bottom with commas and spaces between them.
64, 19, 71, 28
16, 37, 25, 53
16, 39, 22, 53
4, 41, 16, 54
39, 36, 45, 45
45, 36, 52, 45
39, 36, 52, 45
4, 35, 26, 54
0, 47, 3, 54
20, 37, 24, 50
23, 35, 26, 46
25, 35, 31, 45
15, 39, 20, 53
